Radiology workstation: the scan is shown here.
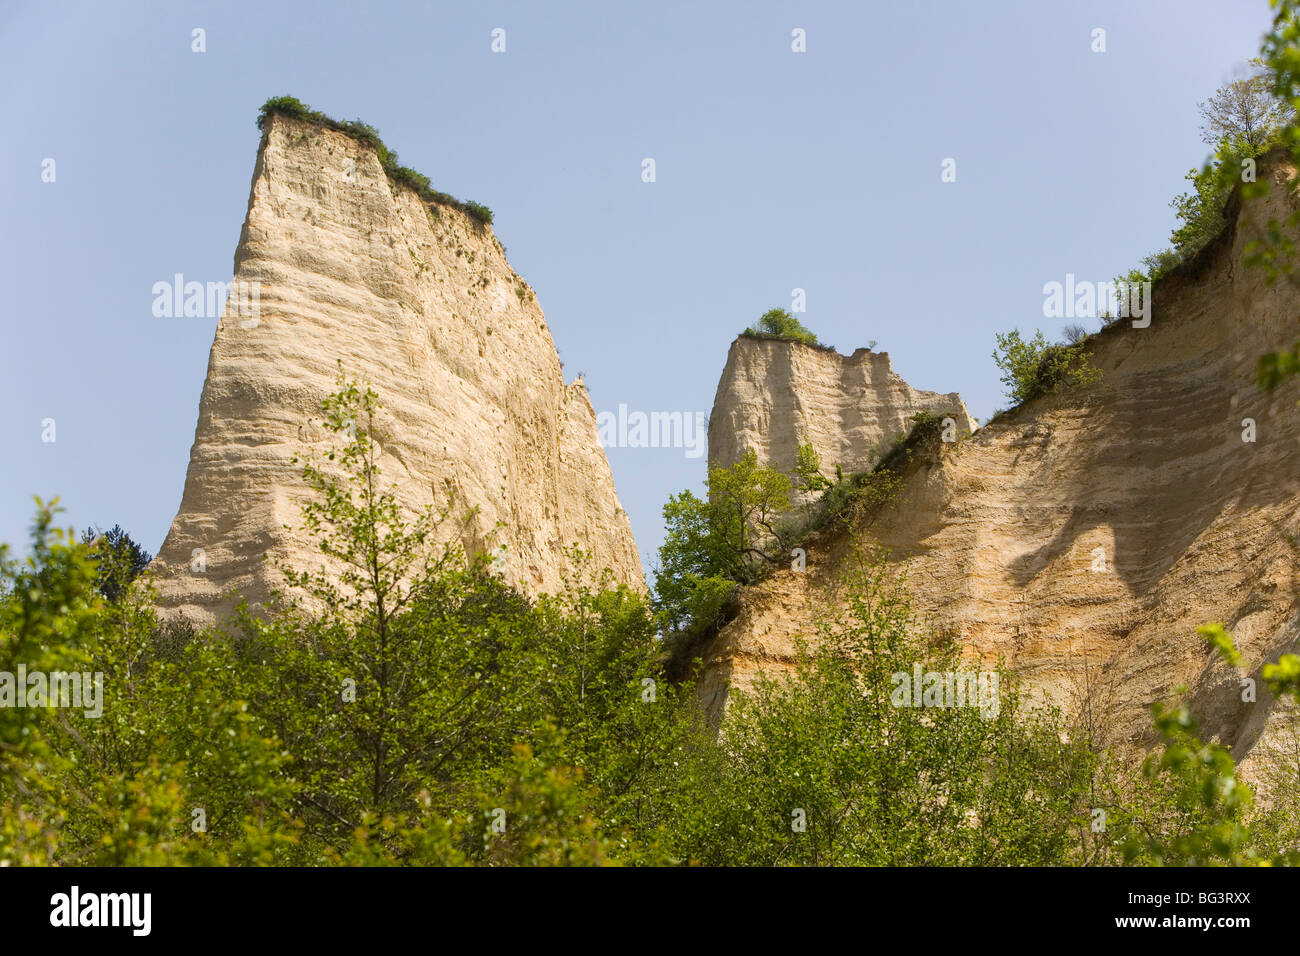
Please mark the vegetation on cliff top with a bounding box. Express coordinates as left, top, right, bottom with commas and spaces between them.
992, 328, 1102, 408
1116, 57, 1291, 290
989, 32, 1300, 414
740, 308, 833, 350
257, 95, 494, 227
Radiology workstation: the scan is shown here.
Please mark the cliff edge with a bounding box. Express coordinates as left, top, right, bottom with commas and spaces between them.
708, 337, 977, 481
700, 156, 1300, 778
150, 112, 643, 623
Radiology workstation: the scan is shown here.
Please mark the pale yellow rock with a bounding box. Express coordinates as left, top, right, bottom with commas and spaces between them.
150, 114, 643, 624
700, 156, 1300, 778
708, 338, 977, 482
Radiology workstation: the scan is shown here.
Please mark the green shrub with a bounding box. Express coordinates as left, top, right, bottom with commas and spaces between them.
256, 95, 316, 130
993, 329, 1101, 407
463, 201, 494, 226
388, 164, 432, 194
691, 550, 1098, 866
742, 308, 828, 349
799, 414, 942, 538
336, 119, 387, 159
807, 468, 905, 538
794, 443, 831, 491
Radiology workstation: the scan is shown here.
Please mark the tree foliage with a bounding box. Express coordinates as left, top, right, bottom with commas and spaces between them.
80, 524, 151, 604
1198, 58, 1294, 148
687, 551, 1099, 865
1120, 58, 1289, 285
742, 308, 825, 347
654, 449, 795, 639
794, 443, 831, 492
992, 329, 1101, 407
5, 370, 1298, 867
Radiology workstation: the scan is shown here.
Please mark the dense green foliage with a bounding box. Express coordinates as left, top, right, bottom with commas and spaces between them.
793, 442, 832, 492
741, 308, 828, 349
653, 449, 788, 639
670, 552, 1099, 865
655, 415, 946, 644
257, 96, 493, 226
991, 329, 1102, 407
8, 491, 1294, 864
80, 524, 151, 604
11, 374, 1264, 868
0, 375, 700, 865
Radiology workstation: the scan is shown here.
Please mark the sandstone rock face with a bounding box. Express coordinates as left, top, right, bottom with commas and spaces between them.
151, 114, 643, 624
708, 338, 976, 482
700, 158, 1300, 778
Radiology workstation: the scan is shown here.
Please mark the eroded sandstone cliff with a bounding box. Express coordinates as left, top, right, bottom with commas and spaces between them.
700, 157, 1300, 777
150, 112, 642, 623
708, 337, 976, 481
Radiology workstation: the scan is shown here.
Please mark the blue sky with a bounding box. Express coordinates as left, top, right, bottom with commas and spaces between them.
0, 0, 1275, 573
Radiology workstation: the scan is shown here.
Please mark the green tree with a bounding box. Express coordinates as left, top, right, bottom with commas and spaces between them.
677, 550, 1097, 865
655, 449, 797, 637
992, 329, 1101, 406
743, 308, 823, 347
239, 366, 535, 841
80, 524, 152, 603
1118, 58, 1288, 284
0, 501, 100, 864
794, 442, 832, 491
1198, 57, 1293, 149
1, 500, 303, 866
